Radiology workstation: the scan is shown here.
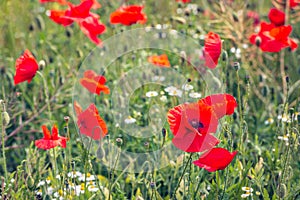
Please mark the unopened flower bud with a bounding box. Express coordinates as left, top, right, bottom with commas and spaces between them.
255, 36, 261, 47
162, 128, 166, 138
222, 50, 228, 62
64, 116, 70, 123
2, 112, 10, 126
285, 76, 289, 83
116, 138, 123, 147
233, 62, 240, 71
150, 182, 155, 189
187, 78, 192, 83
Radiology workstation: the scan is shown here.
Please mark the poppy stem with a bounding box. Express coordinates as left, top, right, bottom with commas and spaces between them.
0, 101, 8, 181
172, 153, 193, 199
36, 71, 52, 121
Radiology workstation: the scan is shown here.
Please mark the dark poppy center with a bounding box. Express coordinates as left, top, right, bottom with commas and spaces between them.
189, 119, 204, 129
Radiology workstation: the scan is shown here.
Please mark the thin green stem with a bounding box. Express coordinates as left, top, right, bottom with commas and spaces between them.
172, 153, 193, 199
236, 70, 244, 151
36, 71, 52, 120
108, 148, 120, 200
0, 109, 8, 180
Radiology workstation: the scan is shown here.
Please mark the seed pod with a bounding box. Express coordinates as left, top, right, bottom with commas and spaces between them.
2, 112, 10, 126
35, 15, 45, 30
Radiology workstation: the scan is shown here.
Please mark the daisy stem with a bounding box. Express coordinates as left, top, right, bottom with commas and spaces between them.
108, 147, 120, 200
236, 70, 244, 151
0, 102, 8, 181
172, 153, 193, 199
52, 148, 57, 174
36, 71, 52, 121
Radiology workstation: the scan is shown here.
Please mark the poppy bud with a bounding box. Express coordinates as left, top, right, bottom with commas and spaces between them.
233, 62, 240, 71
277, 184, 287, 198
162, 128, 166, 137
29, 23, 34, 31
255, 36, 261, 47
187, 78, 192, 82
2, 112, 10, 126
232, 12, 239, 22
35, 15, 45, 30
285, 76, 289, 83
38, 60, 46, 70
116, 138, 123, 147
150, 182, 155, 189
222, 50, 228, 62
144, 141, 149, 148
64, 116, 70, 123
76, 48, 83, 58
26, 177, 35, 188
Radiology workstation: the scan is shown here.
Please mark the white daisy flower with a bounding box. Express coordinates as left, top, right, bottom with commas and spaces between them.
78, 173, 96, 182
278, 135, 289, 142
264, 118, 274, 125
182, 84, 193, 91
242, 187, 254, 192
37, 180, 45, 187
160, 95, 167, 102
146, 91, 158, 98
67, 171, 82, 179
124, 116, 136, 124
88, 185, 99, 192
165, 86, 182, 97
189, 92, 201, 98
241, 193, 252, 198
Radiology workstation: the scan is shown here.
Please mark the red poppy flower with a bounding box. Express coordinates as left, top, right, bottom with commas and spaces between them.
39, 0, 68, 4
81, 0, 101, 9
66, 0, 94, 19
167, 94, 237, 152
47, 10, 74, 26
268, 8, 285, 26
76, 103, 108, 140
176, 0, 191, 3
277, 0, 300, 8
80, 70, 110, 95
14, 49, 39, 85
77, 15, 106, 45
199, 94, 237, 119
148, 54, 171, 67
247, 10, 260, 26
168, 102, 220, 152
35, 125, 68, 150
110, 5, 147, 26
249, 22, 298, 52
47, 0, 94, 26
193, 148, 238, 172
203, 32, 222, 69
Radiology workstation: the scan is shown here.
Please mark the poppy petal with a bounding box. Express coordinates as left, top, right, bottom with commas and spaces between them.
193, 148, 238, 172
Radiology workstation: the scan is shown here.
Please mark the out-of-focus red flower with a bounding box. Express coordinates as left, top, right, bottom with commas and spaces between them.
39, 0, 68, 4
199, 94, 237, 119
277, 0, 300, 8
203, 32, 222, 69
76, 103, 108, 140
247, 10, 260, 26
35, 125, 68, 150
80, 70, 110, 95
77, 15, 106, 45
14, 49, 39, 85
81, 0, 101, 9
47, 0, 94, 26
193, 148, 237, 172
110, 5, 147, 26
148, 54, 171, 67
268, 8, 285, 26
66, 0, 94, 19
176, 0, 191, 3
249, 22, 298, 52
47, 10, 74, 26
167, 94, 237, 153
